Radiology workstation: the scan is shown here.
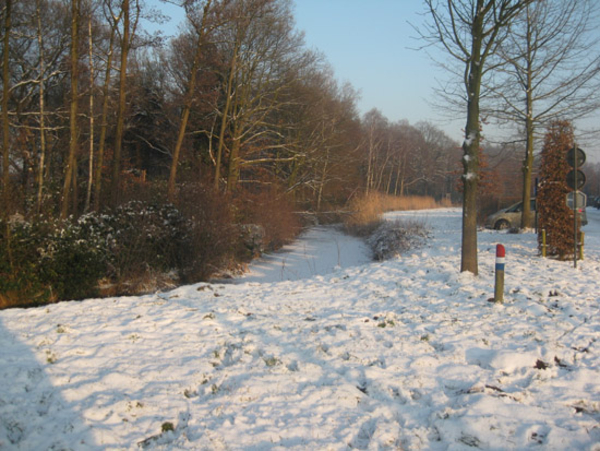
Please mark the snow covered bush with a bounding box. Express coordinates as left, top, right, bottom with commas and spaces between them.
0, 219, 54, 308
0, 216, 108, 308
366, 219, 430, 261
0, 201, 195, 307
105, 201, 192, 280
38, 218, 108, 301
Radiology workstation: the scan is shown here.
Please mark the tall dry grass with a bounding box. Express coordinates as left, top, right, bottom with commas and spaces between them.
346, 193, 451, 229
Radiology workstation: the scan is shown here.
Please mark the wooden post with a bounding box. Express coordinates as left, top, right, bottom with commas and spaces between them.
494, 244, 505, 304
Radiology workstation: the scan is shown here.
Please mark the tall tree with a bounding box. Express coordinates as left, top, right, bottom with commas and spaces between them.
212, 0, 309, 192
110, 0, 138, 206
35, 0, 47, 214
93, 3, 118, 211
277, 63, 360, 206
422, 0, 533, 275
1, 0, 12, 217
84, 8, 95, 212
60, 0, 81, 220
489, 0, 600, 228
362, 109, 387, 195
168, 0, 214, 200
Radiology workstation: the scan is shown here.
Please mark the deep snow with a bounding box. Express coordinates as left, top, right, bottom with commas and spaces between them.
1, 208, 600, 450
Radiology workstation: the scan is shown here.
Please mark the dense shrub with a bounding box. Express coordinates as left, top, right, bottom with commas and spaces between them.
0, 184, 305, 308
366, 219, 430, 261
537, 121, 577, 259
105, 201, 192, 280
233, 187, 301, 252
39, 219, 108, 301
0, 216, 108, 308
175, 182, 242, 280
0, 220, 54, 308
0, 201, 195, 308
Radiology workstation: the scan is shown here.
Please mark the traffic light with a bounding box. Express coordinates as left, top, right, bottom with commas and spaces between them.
566, 147, 586, 190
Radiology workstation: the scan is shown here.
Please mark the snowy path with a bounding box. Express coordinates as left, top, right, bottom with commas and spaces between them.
1, 208, 600, 450
235, 226, 371, 283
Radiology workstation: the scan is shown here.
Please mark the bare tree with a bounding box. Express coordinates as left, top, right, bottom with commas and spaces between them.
93, 1, 119, 212
421, 0, 533, 275
212, 0, 309, 192
84, 7, 95, 212
489, 0, 600, 228
416, 121, 461, 200
60, 0, 81, 220
278, 63, 360, 206
35, 0, 48, 213
168, 0, 214, 200
109, 0, 144, 206
362, 109, 387, 195
1, 0, 12, 217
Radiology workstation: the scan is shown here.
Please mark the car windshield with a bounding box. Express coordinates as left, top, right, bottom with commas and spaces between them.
507, 203, 522, 213
506, 199, 536, 213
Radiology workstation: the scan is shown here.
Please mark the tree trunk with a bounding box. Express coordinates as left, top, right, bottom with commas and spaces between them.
521, 11, 534, 229
93, 28, 116, 212
316, 149, 329, 211
85, 15, 94, 212
35, 0, 47, 214
61, 0, 80, 220
460, 3, 485, 276
214, 43, 238, 191
226, 131, 241, 192
168, 0, 212, 201
2, 0, 12, 217
111, 0, 130, 206
521, 114, 535, 228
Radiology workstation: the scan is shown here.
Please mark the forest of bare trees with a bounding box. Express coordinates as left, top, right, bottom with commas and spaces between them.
0, 0, 462, 218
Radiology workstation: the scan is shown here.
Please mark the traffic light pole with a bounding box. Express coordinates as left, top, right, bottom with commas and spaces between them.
574, 148, 578, 269
567, 145, 586, 269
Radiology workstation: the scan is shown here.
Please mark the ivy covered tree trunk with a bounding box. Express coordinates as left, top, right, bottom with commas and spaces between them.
537, 121, 577, 259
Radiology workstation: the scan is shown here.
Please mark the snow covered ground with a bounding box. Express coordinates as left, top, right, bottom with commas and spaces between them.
2, 207, 600, 450
235, 226, 372, 283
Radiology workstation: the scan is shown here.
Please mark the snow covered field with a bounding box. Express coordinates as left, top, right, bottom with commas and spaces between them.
2, 207, 600, 450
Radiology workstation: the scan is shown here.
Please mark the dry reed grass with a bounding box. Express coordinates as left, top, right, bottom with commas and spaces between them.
346, 193, 450, 228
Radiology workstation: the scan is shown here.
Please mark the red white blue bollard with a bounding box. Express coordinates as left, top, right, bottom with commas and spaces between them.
494, 244, 505, 303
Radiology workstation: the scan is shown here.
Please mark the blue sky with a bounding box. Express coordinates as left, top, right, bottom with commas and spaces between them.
292, 0, 600, 160
292, 0, 464, 140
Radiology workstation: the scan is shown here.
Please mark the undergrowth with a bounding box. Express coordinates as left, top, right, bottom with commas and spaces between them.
0, 183, 300, 309
366, 219, 431, 261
